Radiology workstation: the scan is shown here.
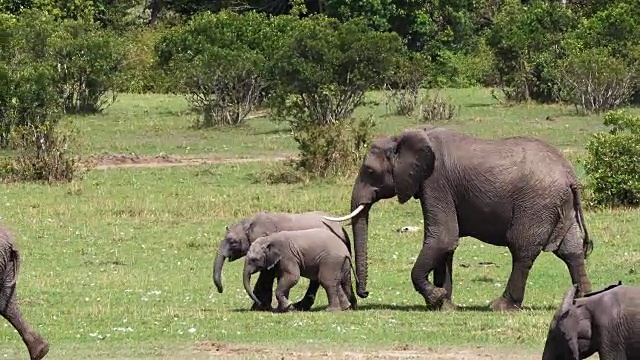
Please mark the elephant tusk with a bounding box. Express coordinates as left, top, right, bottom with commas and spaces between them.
323, 204, 365, 222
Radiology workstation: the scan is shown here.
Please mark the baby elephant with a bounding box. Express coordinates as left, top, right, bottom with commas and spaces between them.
542, 281, 640, 360
243, 228, 356, 312
0, 229, 49, 360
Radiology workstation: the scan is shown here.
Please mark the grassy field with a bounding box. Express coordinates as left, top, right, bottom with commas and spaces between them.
1, 88, 639, 359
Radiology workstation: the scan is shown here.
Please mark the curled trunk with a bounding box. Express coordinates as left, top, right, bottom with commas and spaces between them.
212, 242, 229, 293
243, 267, 261, 306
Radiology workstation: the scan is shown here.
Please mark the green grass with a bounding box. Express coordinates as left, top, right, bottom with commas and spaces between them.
69, 88, 638, 157
1, 88, 639, 359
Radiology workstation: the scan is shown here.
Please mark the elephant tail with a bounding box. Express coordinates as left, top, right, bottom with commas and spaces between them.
346, 256, 360, 293
342, 227, 353, 256
570, 183, 593, 259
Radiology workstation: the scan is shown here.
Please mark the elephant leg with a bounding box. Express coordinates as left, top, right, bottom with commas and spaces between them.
339, 260, 356, 310
411, 242, 452, 310
553, 225, 591, 297
321, 281, 343, 312
490, 246, 541, 312
318, 261, 344, 312
291, 280, 320, 311
433, 250, 457, 311
250, 268, 276, 311
274, 272, 298, 313
0, 286, 49, 360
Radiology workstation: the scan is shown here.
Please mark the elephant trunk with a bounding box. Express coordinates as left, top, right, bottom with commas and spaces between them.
351, 187, 372, 299
213, 242, 229, 293
243, 266, 261, 306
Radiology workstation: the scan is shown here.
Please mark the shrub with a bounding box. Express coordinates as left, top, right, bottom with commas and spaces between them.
0, 19, 83, 183
2, 121, 82, 183
155, 11, 276, 127
487, 0, 577, 103
52, 20, 125, 114
292, 116, 375, 178
564, 2, 640, 105
267, 16, 407, 126
383, 54, 430, 116
265, 16, 406, 178
555, 47, 636, 114
419, 92, 458, 123
116, 27, 172, 94
584, 110, 640, 208
0, 61, 61, 147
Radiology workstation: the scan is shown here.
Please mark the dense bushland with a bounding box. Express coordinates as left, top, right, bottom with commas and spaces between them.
1, 0, 640, 189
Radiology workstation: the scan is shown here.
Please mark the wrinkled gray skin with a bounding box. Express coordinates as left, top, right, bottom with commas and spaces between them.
0, 229, 49, 360
213, 211, 352, 311
243, 228, 356, 312
542, 282, 640, 360
326, 126, 593, 311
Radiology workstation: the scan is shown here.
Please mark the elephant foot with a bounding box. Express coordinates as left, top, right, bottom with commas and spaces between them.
438, 299, 459, 312
274, 299, 293, 313
250, 301, 273, 312
326, 306, 344, 312
425, 287, 448, 310
489, 297, 522, 312
291, 295, 315, 311
28, 339, 49, 360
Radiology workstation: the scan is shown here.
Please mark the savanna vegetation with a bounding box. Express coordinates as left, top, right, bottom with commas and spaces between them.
1, 0, 640, 358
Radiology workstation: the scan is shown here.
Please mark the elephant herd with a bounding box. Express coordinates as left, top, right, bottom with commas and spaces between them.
2, 126, 640, 360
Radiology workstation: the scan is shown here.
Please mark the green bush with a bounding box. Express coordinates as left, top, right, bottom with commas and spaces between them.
487, 0, 577, 103
0, 13, 84, 183
0, 61, 61, 147
584, 110, 640, 207
383, 53, 430, 116
51, 20, 125, 114
265, 16, 406, 178
293, 117, 375, 178
116, 27, 172, 94
555, 47, 636, 114
564, 1, 640, 105
2, 121, 83, 183
419, 92, 458, 123
4, 11, 125, 114
155, 11, 279, 127
267, 16, 407, 126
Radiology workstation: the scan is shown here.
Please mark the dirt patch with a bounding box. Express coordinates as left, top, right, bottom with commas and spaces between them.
193, 341, 539, 360
85, 153, 296, 170
83, 145, 580, 171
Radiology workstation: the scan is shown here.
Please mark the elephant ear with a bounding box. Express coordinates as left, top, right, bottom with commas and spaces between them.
247, 216, 277, 242
558, 284, 578, 320
264, 243, 281, 270
390, 130, 436, 204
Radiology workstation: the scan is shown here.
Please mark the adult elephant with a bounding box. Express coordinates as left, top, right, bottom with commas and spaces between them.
0, 228, 49, 360
324, 126, 593, 311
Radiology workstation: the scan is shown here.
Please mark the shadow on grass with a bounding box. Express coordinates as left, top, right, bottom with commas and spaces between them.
253, 127, 291, 136
464, 102, 496, 108
228, 303, 557, 313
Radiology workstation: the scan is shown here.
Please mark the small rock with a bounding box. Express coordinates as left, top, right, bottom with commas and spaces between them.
397, 226, 420, 233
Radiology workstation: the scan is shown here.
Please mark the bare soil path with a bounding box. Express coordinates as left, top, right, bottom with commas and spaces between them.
86, 153, 296, 170
188, 342, 541, 360
85, 147, 580, 171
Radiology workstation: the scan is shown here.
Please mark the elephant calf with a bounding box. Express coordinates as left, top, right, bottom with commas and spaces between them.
213, 211, 352, 311
542, 282, 640, 360
0, 228, 49, 360
243, 228, 357, 312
